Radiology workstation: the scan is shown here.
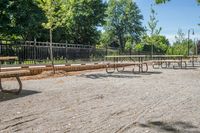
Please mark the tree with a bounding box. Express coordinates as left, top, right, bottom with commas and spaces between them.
155, 0, 170, 4
146, 4, 162, 55
143, 35, 169, 54
37, 0, 65, 73
0, 0, 46, 40
148, 5, 162, 36
167, 29, 194, 55
0, 0, 10, 37
105, 0, 145, 52
174, 29, 185, 43
63, 0, 106, 45
155, 0, 200, 4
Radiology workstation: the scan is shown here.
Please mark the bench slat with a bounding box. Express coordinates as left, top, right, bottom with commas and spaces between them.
0, 70, 30, 78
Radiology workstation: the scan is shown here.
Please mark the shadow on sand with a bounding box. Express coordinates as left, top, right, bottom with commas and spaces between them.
80, 73, 141, 79
154, 67, 198, 70
79, 71, 162, 79
130, 71, 162, 75
0, 89, 41, 102
139, 121, 200, 133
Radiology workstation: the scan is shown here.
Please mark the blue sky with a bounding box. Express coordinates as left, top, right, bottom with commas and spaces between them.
135, 0, 200, 43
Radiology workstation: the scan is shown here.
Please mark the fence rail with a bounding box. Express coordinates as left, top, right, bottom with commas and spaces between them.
1, 40, 150, 65
0, 40, 96, 65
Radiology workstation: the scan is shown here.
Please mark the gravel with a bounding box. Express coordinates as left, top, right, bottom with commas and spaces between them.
1, 67, 200, 133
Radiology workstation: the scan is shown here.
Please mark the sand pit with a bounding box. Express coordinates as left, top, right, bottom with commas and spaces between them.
1, 67, 200, 133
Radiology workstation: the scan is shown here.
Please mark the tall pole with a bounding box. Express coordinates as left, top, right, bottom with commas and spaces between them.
151, 43, 153, 58
187, 30, 190, 56
49, 0, 55, 74
193, 38, 196, 55
187, 29, 195, 56
50, 28, 55, 74
196, 40, 198, 55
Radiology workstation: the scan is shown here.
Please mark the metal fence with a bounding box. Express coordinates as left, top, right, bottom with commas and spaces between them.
0, 40, 99, 65
0, 40, 153, 65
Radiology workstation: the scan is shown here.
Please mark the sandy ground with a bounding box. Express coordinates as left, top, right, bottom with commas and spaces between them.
1, 66, 200, 133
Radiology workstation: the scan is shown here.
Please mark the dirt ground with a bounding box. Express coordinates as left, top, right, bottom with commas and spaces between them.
1, 66, 200, 133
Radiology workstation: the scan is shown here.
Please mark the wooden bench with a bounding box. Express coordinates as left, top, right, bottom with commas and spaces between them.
152, 60, 188, 69
105, 55, 148, 74
0, 70, 30, 95
106, 62, 148, 74
0, 56, 30, 95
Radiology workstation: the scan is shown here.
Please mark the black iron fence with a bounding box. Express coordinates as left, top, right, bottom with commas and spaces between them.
0, 40, 94, 64
1, 40, 157, 66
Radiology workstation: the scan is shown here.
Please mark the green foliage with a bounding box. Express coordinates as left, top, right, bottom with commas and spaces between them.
105, 0, 145, 51
125, 38, 132, 50
155, 0, 170, 4
135, 43, 144, 52
99, 31, 116, 48
37, 0, 64, 30
174, 29, 185, 43
0, 0, 106, 45
143, 35, 169, 54
0, 0, 46, 40
63, 0, 106, 45
155, 0, 200, 4
0, 0, 10, 35
148, 5, 162, 36
166, 29, 195, 55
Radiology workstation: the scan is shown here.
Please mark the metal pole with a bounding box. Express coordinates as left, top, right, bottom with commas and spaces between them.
188, 30, 190, 56
193, 38, 196, 55
196, 40, 198, 55
151, 43, 153, 60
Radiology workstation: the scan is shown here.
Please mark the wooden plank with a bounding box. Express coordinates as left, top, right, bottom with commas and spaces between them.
0, 70, 30, 78
0, 56, 18, 61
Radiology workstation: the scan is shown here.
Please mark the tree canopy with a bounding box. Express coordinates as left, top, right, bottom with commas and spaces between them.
104, 0, 145, 51
148, 5, 162, 36
0, 0, 199, 56
155, 0, 200, 4
0, 0, 46, 40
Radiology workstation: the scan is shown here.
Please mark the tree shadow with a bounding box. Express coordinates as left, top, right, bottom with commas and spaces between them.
79, 73, 141, 79
130, 71, 162, 75
154, 66, 198, 70
139, 120, 200, 133
0, 89, 41, 102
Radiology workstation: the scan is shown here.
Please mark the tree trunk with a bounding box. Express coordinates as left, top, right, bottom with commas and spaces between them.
50, 28, 55, 74
118, 34, 124, 53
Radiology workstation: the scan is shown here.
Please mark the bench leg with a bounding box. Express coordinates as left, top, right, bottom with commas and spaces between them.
0, 78, 2, 91
132, 64, 142, 74
152, 63, 160, 69
161, 62, 167, 68
0, 76, 22, 95
116, 65, 125, 72
106, 63, 115, 74
142, 63, 148, 73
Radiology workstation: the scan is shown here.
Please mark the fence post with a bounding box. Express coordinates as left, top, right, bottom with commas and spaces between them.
106, 44, 108, 56
65, 41, 68, 63
34, 38, 37, 64
0, 43, 1, 56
